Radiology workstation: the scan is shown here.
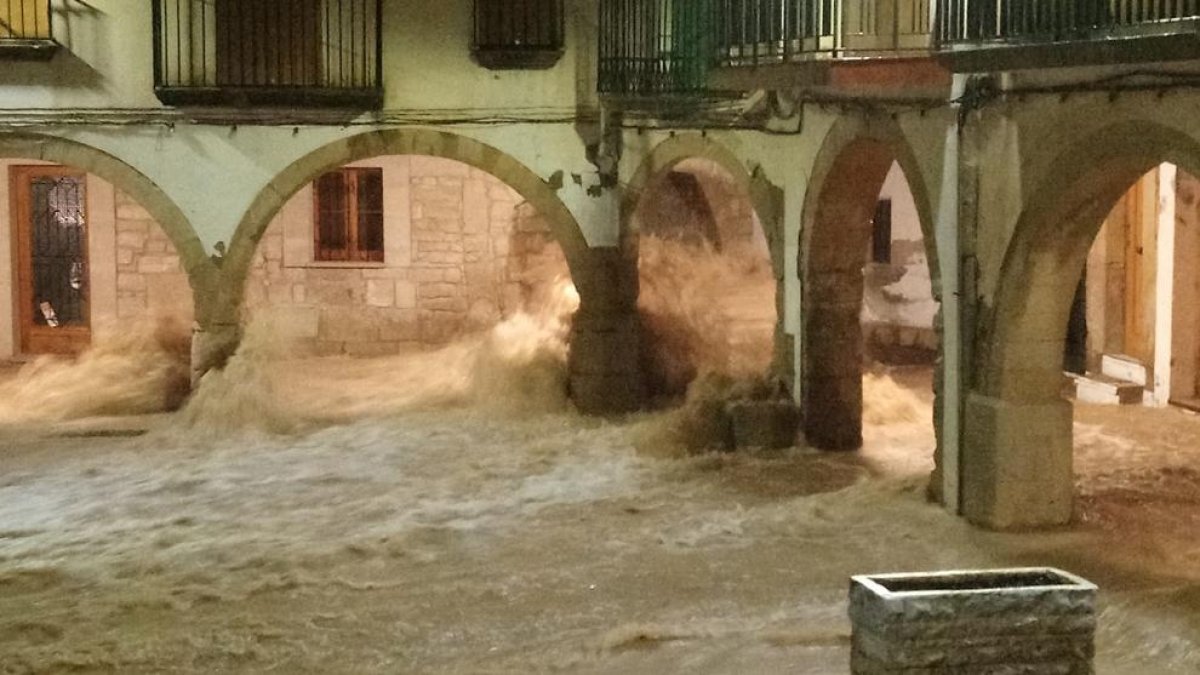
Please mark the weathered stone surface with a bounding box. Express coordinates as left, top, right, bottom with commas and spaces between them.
727, 400, 799, 449
243, 160, 567, 355
570, 372, 644, 415
849, 568, 1097, 674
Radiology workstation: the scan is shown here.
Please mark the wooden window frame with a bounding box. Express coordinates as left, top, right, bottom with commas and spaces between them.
312, 167, 384, 264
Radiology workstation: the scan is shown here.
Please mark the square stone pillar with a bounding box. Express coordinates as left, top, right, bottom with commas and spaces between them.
568, 302, 644, 414
961, 392, 1074, 529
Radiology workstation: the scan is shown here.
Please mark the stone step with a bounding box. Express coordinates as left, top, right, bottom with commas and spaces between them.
1070, 372, 1144, 406
1101, 353, 1147, 386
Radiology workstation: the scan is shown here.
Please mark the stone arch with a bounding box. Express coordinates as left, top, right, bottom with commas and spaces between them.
622, 133, 785, 275
0, 132, 213, 301
622, 133, 788, 396
799, 115, 939, 451
965, 118, 1200, 528
221, 129, 594, 320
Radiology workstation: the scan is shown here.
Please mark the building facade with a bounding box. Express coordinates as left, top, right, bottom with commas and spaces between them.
3, 0, 1199, 529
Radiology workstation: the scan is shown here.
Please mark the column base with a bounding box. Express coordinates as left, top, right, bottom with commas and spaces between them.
190, 323, 241, 388
568, 311, 644, 415
962, 393, 1074, 529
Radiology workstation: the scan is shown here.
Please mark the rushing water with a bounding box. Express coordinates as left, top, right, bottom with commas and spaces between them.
0, 245, 1198, 672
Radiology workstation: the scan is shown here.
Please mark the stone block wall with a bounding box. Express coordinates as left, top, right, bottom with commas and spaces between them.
113, 190, 194, 324
244, 156, 568, 356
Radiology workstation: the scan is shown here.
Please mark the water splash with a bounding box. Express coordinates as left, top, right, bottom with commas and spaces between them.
0, 316, 190, 425
175, 278, 580, 435
637, 235, 777, 400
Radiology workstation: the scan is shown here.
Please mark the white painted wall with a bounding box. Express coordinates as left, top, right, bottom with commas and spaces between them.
0, 0, 597, 113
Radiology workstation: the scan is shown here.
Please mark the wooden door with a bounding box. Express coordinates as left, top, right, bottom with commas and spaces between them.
11, 166, 91, 355
1123, 172, 1156, 365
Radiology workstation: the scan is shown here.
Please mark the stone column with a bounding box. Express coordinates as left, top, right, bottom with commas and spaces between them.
190, 321, 241, 387
567, 247, 644, 414
804, 268, 867, 450
961, 392, 1074, 528
569, 308, 644, 414
188, 268, 242, 387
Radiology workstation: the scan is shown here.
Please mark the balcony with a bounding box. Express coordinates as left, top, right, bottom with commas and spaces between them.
936, 1, 1200, 71
473, 0, 565, 69
598, 0, 718, 97
0, 0, 57, 60
709, 0, 946, 94
152, 0, 383, 109
715, 0, 931, 66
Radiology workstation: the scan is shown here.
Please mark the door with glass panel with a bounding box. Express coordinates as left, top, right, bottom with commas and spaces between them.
11, 166, 91, 354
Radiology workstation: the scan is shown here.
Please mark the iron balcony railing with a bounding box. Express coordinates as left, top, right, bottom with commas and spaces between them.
1, 0, 50, 39
473, 0, 565, 69
152, 0, 383, 108
1, 0, 56, 59
597, 1, 933, 95
598, 0, 717, 95
937, 0, 1200, 45
713, 0, 932, 67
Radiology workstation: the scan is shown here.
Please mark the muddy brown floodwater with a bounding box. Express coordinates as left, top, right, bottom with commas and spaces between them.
1, 279, 1199, 673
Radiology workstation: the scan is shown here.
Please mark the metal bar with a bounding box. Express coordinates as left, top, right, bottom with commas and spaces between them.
152, 0, 164, 86
375, 0, 383, 90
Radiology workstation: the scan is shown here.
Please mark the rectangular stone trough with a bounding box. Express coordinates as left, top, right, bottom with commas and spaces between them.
849, 568, 1097, 674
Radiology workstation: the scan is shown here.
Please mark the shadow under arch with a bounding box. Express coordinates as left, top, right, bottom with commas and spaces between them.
799, 114, 940, 451
964, 118, 1200, 528
0, 132, 213, 306
622, 134, 789, 391
221, 129, 595, 318
622, 133, 785, 276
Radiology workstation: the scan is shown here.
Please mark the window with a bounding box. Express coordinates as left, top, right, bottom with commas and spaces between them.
871, 199, 893, 264
313, 168, 384, 263
472, 0, 564, 69
215, 0, 321, 88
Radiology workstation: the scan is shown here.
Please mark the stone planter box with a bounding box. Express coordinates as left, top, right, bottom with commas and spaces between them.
849, 568, 1097, 674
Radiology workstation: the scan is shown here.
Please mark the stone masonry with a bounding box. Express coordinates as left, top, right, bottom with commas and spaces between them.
849, 568, 1097, 674
244, 156, 568, 356
113, 190, 194, 325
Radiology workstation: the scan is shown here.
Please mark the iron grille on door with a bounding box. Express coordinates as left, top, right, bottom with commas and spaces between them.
152, 0, 383, 108
473, 0, 565, 69
30, 176, 88, 328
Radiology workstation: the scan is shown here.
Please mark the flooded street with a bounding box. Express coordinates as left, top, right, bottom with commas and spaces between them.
1, 354, 1199, 673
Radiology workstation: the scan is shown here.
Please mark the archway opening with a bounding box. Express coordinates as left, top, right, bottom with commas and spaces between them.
803, 139, 938, 474
224, 153, 576, 424
0, 158, 194, 424
969, 134, 1200, 533
1006, 162, 1200, 543
633, 157, 778, 406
